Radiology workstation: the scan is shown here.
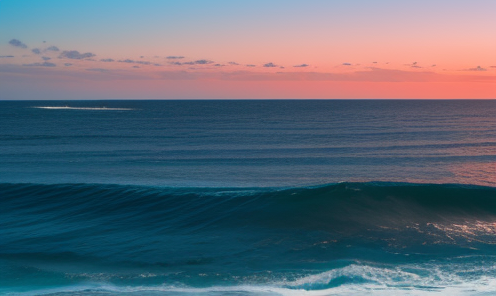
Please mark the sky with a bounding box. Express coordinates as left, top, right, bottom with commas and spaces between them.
0, 0, 495, 99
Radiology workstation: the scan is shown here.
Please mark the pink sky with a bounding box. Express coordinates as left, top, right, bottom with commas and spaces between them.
1, 0, 495, 99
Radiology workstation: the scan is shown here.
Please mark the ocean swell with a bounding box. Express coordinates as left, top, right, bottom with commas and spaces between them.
1, 182, 496, 295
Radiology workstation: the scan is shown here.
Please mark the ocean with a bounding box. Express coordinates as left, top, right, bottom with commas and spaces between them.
0, 100, 495, 295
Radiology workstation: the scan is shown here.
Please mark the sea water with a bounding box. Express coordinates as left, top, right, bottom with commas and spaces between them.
0, 100, 495, 295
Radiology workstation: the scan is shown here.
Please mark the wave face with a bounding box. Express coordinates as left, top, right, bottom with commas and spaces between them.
1, 182, 496, 295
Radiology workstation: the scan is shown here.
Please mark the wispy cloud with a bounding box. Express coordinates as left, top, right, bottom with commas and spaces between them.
9, 39, 27, 49
228, 62, 239, 65
3, 64, 494, 85
294, 64, 309, 67
23, 62, 56, 67
194, 59, 213, 64
100, 58, 115, 62
120, 59, 137, 63
59, 50, 96, 59
263, 62, 277, 67
86, 68, 108, 72
407, 62, 422, 68
32, 48, 41, 54
166, 56, 185, 59
169, 60, 213, 66
64, 63, 73, 67
0, 64, 155, 83
466, 66, 487, 71
46, 46, 60, 52
342, 63, 352, 66
42, 57, 51, 61
0, 55, 15, 58
118, 59, 159, 66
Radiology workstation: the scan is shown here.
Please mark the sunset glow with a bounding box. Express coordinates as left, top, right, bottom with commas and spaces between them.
1, 0, 495, 99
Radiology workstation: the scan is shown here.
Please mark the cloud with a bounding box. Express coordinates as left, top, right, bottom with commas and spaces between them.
466, 66, 487, 71
0, 64, 152, 81
194, 59, 213, 64
3, 64, 494, 87
214, 64, 225, 67
22, 62, 56, 67
166, 56, 184, 59
132, 66, 140, 68
100, 58, 114, 62
9, 39, 27, 49
168, 60, 211, 66
246, 64, 256, 67
86, 68, 108, 72
42, 56, 51, 61
228, 62, 239, 65
59, 50, 96, 59
263, 62, 277, 67
119, 59, 152, 65
0, 55, 14, 58
64, 63, 73, 66
32, 48, 41, 54
406, 61, 422, 68
46, 46, 60, 52
342, 63, 352, 66
490, 66, 496, 68
293, 64, 309, 67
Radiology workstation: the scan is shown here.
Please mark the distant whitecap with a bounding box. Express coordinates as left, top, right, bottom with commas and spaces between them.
32, 106, 134, 110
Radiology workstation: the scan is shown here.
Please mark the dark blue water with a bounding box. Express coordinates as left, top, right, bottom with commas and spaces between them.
0, 100, 495, 295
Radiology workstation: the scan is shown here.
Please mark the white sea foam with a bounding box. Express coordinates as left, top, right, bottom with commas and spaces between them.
10, 282, 496, 296
6, 262, 496, 296
9, 269, 496, 296
32, 106, 134, 110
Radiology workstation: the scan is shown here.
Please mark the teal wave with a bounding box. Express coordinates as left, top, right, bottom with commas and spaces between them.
1, 182, 496, 294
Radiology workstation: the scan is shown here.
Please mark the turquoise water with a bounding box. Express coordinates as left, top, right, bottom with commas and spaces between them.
0, 100, 495, 295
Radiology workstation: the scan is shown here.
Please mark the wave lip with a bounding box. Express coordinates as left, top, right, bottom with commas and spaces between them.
32, 106, 134, 110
